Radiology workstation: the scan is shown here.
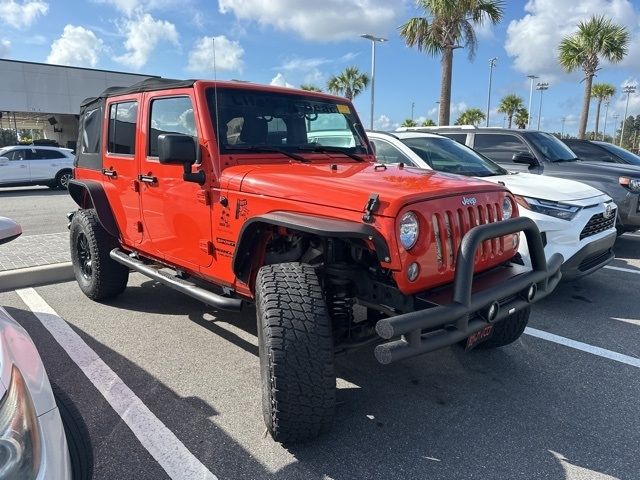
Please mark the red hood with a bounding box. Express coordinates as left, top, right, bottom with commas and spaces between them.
224, 162, 506, 217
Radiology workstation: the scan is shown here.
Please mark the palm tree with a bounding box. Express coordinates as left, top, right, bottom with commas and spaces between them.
300, 84, 322, 92
422, 119, 436, 126
399, 0, 504, 126
558, 16, 629, 139
514, 107, 529, 129
326, 66, 369, 101
590, 83, 615, 138
497, 94, 524, 128
455, 108, 486, 126
401, 119, 418, 127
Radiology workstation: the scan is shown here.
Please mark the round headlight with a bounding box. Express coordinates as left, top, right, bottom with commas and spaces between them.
399, 212, 419, 250
502, 197, 513, 220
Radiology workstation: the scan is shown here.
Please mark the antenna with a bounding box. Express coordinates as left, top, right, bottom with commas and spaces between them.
212, 37, 222, 163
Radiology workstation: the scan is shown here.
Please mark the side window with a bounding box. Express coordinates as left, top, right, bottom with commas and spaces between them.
81, 106, 102, 154
474, 134, 529, 163
442, 133, 467, 145
148, 97, 196, 157
568, 142, 613, 162
10, 149, 27, 160
34, 149, 65, 160
3, 150, 17, 160
371, 139, 414, 165
108, 101, 138, 155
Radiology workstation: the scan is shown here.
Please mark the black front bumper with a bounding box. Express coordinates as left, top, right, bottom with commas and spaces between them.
560, 232, 616, 281
374, 217, 563, 365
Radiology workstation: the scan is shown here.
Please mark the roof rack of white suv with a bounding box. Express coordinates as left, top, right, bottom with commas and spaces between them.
396, 125, 480, 132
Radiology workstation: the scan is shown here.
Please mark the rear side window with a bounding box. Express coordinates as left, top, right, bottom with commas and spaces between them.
473, 134, 530, 163
81, 107, 102, 154
565, 142, 614, 162
108, 101, 138, 155
441, 133, 467, 145
34, 149, 65, 159
148, 97, 196, 157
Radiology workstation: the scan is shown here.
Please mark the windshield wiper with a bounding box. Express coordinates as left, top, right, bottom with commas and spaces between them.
299, 145, 364, 162
225, 146, 308, 162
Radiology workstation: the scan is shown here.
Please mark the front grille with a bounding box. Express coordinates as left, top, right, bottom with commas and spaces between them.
580, 210, 616, 240
579, 249, 612, 272
432, 202, 504, 270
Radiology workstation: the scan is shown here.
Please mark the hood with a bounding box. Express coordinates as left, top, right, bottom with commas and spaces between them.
228, 162, 506, 217
484, 173, 605, 203
554, 160, 640, 176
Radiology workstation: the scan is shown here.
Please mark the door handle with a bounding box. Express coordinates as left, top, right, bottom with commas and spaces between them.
102, 168, 117, 178
19, 165, 27, 168
138, 174, 157, 184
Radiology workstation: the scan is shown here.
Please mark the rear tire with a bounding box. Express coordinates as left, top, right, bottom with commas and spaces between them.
55, 169, 72, 190
475, 306, 531, 349
70, 209, 129, 300
256, 262, 335, 443
51, 383, 93, 480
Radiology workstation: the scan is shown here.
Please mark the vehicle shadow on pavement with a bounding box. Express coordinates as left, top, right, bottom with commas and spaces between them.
612, 235, 640, 263
49, 278, 638, 480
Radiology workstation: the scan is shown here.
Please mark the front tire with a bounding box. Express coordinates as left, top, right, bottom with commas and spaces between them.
70, 209, 129, 300
256, 263, 335, 443
475, 306, 531, 349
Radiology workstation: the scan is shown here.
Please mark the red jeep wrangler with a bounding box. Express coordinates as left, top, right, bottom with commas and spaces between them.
68, 78, 562, 442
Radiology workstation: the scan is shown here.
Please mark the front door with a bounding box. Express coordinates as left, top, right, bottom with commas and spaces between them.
0, 148, 30, 184
102, 97, 143, 245
138, 91, 213, 271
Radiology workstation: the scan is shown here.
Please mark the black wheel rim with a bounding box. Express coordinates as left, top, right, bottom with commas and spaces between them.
77, 233, 92, 279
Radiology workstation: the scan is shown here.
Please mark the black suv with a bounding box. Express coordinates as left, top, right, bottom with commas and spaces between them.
562, 139, 640, 167
413, 127, 640, 235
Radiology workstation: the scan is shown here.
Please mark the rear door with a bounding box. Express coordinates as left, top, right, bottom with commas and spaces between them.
0, 148, 30, 183
28, 148, 66, 181
138, 91, 213, 270
102, 97, 143, 245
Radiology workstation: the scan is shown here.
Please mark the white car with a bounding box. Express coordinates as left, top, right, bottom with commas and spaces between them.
0, 217, 91, 479
367, 131, 617, 280
0, 146, 74, 189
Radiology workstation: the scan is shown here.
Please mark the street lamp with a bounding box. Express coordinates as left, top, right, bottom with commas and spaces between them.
619, 84, 637, 146
435, 101, 441, 126
561, 117, 566, 138
536, 82, 549, 130
527, 74, 539, 128
486, 57, 497, 127
361, 34, 388, 130
602, 100, 610, 141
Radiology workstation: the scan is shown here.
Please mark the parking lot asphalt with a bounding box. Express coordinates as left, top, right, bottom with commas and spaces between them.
0, 186, 74, 235
1, 188, 639, 480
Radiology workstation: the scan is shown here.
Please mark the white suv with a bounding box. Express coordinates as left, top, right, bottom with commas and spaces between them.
367, 131, 617, 280
0, 146, 74, 189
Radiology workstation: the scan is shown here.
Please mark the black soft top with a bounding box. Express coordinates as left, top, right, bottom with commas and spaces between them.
80, 78, 196, 110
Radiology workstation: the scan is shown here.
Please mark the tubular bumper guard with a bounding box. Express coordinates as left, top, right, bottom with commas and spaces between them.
374, 217, 563, 365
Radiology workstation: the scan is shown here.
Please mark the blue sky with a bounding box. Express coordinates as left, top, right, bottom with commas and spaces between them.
1, 0, 639, 136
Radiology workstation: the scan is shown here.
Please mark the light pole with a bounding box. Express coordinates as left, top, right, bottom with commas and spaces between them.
602, 100, 610, 141
486, 57, 497, 127
611, 113, 620, 143
619, 84, 637, 146
561, 117, 566, 138
435, 101, 441, 126
361, 34, 388, 130
411, 101, 415, 121
536, 82, 549, 130
527, 74, 539, 129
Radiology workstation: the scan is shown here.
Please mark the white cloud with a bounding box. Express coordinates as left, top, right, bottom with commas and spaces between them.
340, 52, 360, 62
187, 35, 244, 72
505, 0, 640, 79
96, 0, 180, 16
0, 0, 48, 28
428, 101, 468, 118
47, 25, 103, 68
270, 73, 294, 88
218, 0, 401, 41
373, 114, 393, 130
278, 57, 330, 71
0, 39, 10, 58
113, 12, 178, 70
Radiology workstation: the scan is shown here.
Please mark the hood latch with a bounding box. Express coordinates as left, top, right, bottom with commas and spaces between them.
362, 193, 380, 223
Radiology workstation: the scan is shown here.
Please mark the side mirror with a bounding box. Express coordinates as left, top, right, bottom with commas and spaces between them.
512, 151, 538, 166
0, 156, 9, 166
158, 134, 205, 185
0, 217, 22, 246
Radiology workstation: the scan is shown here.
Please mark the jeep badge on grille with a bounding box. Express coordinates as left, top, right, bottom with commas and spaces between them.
462, 196, 477, 206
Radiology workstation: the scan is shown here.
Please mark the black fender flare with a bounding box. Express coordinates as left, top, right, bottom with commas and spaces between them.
232, 211, 391, 284
68, 179, 120, 238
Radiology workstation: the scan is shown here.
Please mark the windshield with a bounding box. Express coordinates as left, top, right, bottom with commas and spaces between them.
528, 132, 577, 162
595, 142, 640, 166
400, 136, 508, 177
207, 87, 369, 157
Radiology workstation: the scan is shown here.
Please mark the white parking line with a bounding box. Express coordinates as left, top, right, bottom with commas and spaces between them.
604, 265, 640, 275
16, 288, 218, 480
525, 327, 640, 368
